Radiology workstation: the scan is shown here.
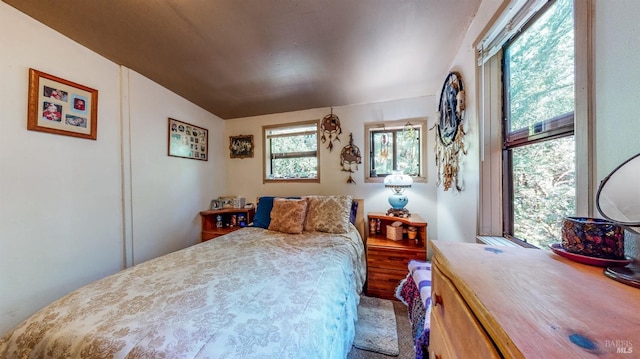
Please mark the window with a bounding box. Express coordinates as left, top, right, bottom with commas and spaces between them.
365, 120, 426, 182
263, 120, 319, 182
478, 0, 591, 250
502, 0, 575, 249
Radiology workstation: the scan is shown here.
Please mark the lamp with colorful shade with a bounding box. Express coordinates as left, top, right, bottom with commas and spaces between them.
596, 152, 640, 288
384, 170, 413, 217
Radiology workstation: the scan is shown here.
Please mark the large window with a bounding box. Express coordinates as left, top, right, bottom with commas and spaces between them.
263, 120, 319, 182
502, 0, 576, 249
365, 120, 426, 182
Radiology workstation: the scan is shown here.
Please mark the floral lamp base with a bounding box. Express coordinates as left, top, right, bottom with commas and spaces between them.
387, 208, 411, 218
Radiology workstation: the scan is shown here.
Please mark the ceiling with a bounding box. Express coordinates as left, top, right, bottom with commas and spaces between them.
4, 0, 481, 119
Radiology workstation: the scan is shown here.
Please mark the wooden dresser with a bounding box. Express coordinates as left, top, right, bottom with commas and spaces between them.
366, 213, 427, 300
429, 240, 640, 358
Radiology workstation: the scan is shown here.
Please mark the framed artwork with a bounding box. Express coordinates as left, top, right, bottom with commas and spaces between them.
218, 196, 236, 208
210, 199, 222, 210
27, 68, 98, 140
168, 118, 208, 161
229, 135, 254, 159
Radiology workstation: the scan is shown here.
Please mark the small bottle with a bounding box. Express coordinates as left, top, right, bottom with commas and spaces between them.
370, 219, 376, 234
216, 215, 223, 228
375, 219, 381, 234
230, 214, 237, 227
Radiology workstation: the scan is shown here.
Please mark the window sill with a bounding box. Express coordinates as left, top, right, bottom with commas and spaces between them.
475, 236, 528, 248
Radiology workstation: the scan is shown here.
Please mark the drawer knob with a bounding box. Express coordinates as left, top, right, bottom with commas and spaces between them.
433, 293, 443, 307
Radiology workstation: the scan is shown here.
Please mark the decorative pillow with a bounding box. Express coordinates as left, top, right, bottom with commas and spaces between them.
304, 195, 353, 234
251, 196, 276, 228
251, 196, 300, 229
350, 200, 359, 225
268, 198, 309, 234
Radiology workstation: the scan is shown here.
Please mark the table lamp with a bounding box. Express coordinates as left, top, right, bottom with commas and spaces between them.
384, 170, 413, 217
596, 152, 640, 288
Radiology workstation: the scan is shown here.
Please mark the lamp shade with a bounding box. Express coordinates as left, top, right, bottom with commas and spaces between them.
384, 170, 412, 217
596, 152, 640, 234
384, 171, 413, 189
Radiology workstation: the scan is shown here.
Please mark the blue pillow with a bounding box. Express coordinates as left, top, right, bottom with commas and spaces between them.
251, 196, 301, 229
350, 200, 358, 225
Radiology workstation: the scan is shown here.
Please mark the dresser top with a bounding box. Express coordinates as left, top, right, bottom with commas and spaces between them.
430, 240, 640, 358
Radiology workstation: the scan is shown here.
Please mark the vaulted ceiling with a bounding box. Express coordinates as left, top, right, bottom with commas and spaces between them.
4, 0, 481, 119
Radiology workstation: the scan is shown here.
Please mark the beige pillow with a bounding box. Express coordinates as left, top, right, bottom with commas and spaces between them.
304, 195, 353, 233
268, 198, 309, 234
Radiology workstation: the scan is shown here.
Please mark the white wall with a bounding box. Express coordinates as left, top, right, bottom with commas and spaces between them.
594, 0, 640, 257
224, 97, 441, 239
432, 0, 505, 244
0, 3, 123, 334
0, 3, 224, 335
127, 71, 225, 264
594, 0, 640, 177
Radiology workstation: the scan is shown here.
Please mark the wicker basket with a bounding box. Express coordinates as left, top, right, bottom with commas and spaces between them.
386, 224, 404, 241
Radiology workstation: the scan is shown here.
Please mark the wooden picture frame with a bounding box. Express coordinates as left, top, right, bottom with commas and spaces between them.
168, 118, 208, 161
27, 68, 98, 140
229, 134, 254, 159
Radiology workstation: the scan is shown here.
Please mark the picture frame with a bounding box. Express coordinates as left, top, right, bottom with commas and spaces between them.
168, 118, 208, 161
218, 196, 236, 208
210, 199, 222, 210
27, 68, 98, 140
229, 134, 254, 159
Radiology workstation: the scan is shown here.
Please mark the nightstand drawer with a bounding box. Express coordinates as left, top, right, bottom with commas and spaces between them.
367, 267, 406, 287
367, 247, 425, 271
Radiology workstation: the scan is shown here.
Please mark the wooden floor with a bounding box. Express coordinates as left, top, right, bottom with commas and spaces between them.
347, 300, 416, 359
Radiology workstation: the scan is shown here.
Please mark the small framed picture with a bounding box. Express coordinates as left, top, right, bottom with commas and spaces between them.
210, 199, 222, 210
229, 135, 254, 159
168, 118, 208, 161
27, 68, 98, 140
218, 196, 236, 208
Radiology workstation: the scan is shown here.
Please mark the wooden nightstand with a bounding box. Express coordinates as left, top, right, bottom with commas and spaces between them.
366, 212, 428, 300
199, 208, 255, 241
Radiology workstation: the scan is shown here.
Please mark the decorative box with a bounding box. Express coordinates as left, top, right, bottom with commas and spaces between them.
561, 217, 624, 259
386, 222, 404, 241
233, 197, 246, 208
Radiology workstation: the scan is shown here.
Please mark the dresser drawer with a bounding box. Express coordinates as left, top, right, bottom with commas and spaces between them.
429, 309, 454, 359
431, 264, 500, 359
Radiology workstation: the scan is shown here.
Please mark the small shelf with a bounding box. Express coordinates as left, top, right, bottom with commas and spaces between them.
199, 207, 255, 241
367, 212, 427, 246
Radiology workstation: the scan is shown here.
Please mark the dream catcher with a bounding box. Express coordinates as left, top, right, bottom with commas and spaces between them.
432, 71, 467, 191
321, 108, 342, 151
340, 133, 362, 184
379, 132, 390, 160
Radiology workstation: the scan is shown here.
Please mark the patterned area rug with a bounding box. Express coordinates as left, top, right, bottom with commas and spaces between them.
354, 296, 399, 356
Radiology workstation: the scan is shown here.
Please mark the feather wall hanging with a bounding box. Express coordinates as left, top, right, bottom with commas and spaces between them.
320, 108, 342, 151
340, 133, 362, 184
432, 71, 467, 191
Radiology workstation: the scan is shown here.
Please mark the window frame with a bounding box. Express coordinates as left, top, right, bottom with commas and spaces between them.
501, 0, 576, 242
476, 0, 594, 243
364, 119, 427, 183
262, 119, 320, 183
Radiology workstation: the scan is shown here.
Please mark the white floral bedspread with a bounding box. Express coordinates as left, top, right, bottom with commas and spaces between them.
0, 225, 366, 359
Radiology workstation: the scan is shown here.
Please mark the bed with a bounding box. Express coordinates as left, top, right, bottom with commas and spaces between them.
396, 259, 432, 359
0, 196, 365, 359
